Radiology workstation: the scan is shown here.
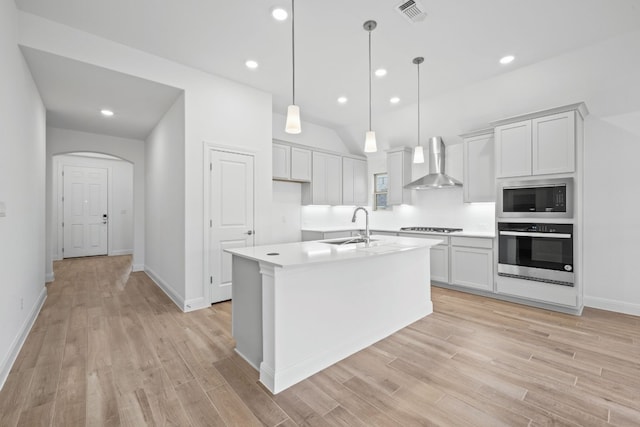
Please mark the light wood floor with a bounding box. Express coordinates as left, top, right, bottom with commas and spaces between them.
1, 256, 639, 426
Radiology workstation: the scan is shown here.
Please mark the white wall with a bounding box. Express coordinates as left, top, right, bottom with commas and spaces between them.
0, 0, 46, 389
51, 154, 134, 259
272, 112, 350, 154
18, 12, 273, 311
46, 127, 145, 272
145, 93, 185, 304
270, 181, 303, 244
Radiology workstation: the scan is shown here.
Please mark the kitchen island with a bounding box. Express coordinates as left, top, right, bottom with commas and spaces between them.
225, 234, 441, 394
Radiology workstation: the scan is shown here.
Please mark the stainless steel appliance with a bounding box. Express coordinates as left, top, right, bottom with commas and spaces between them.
498, 222, 574, 286
400, 226, 463, 233
404, 137, 462, 190
498, 178, 573, 218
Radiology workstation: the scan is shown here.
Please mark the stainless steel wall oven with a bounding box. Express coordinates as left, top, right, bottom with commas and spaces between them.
498, 222, 574, 286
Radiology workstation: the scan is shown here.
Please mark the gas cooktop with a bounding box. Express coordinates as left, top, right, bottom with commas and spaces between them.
400, 227, 463, 233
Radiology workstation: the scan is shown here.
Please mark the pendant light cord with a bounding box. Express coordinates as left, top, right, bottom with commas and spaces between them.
291, 0, 296, 105
417, 61, 420, 145
368, 29, 372, 131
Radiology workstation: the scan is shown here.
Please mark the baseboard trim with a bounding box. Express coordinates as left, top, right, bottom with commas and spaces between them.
184, 297, 208, 312
0, 286, 47, 391
45, 272, 55, 283
144, 266, 185, 312
109, 249, 133, 256
131, 264, 144, 272
584, 296, 640, 317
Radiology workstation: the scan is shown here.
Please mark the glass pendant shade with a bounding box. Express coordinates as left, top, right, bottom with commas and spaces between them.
285, 104, 301, 134
413, 145, 425, 163
364, 131, 377, 153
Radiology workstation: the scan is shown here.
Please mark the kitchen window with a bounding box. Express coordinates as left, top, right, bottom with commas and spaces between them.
374, 173, 388, 210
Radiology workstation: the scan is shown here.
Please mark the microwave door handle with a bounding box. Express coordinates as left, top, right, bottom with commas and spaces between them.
499, 231, 572, 239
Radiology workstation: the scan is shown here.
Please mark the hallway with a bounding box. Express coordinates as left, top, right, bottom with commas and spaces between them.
0, 255, 236, 426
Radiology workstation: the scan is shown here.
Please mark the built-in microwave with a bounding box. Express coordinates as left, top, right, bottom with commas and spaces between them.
498, 178, 573, 219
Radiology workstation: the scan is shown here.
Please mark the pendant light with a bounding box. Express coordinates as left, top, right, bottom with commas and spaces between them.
285, 0, 301, 134
412, 57, 425, 164
363, 20, 377, 153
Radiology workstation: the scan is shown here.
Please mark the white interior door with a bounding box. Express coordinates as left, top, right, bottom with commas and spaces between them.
63, 165, 108, 258
209, 150, 255, 303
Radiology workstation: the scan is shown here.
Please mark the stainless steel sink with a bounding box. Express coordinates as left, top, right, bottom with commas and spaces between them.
322, 237, 378, 245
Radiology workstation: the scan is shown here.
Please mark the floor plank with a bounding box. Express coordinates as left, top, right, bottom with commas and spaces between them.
0, 255, 638, 426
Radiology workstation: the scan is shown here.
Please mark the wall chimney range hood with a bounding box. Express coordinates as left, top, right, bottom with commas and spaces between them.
404, 136, 462, 189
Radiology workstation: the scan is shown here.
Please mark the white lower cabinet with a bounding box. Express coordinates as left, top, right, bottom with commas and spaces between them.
430, 244, 450, 284
450, 237, 493, 291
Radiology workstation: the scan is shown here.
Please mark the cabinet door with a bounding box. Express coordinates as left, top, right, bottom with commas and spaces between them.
495, 121, 532, 178
430, 244, 449, 283
311, 153, 328, 204
352, 159, 368, 206
272, 143, 290, 180
291, 147, 312, 181
342, 158, 355, 205
463, 133, 495, 202
325, 154, 343, 205
343, 158, 368, 206
532, 111, 575, 175
450, 246, 493, 291
387, 150, 411, 205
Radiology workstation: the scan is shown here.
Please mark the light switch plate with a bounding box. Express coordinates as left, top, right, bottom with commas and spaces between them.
0, 201, 5, 217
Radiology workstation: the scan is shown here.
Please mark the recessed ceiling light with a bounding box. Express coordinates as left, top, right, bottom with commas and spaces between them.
100, 109, 114, 117
374, 68, 387, 77
337, 96, 348, 104
499, 55, 515, 65
390, 97, 400, 104
271, 7, 288, 21
245, 60, 259, 69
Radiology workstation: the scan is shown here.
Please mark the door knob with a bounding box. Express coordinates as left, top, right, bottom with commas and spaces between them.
245, 230, 253, 235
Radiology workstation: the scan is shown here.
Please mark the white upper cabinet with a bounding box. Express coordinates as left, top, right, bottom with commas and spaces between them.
303, 151, 342, 205
387, 147, 412, 206
495, 108, 581, 178
342, 157, 368, 206
532, 112, 575, 175
272, 142, 311, 182
272, 143, 291, 180
290, 147, 312, 181
463, 131, 495, 202
495, 121, 532, 178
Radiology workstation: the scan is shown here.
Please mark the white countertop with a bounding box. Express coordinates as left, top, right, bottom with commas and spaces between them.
225, 235, 442, 268
301, 227, 495, 239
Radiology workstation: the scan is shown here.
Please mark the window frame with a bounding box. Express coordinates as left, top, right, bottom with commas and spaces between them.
373, 172, 388, 211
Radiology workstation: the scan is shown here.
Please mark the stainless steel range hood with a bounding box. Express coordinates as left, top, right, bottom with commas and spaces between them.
404, 136, 462, 190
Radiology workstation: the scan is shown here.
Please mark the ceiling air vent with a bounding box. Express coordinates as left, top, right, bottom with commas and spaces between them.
395, 0, 427, 23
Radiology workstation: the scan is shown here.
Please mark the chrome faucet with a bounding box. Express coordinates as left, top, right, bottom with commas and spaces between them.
351, 207, 370, 244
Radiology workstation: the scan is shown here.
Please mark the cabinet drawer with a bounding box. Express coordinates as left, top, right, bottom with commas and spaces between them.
451, 236, 493, 249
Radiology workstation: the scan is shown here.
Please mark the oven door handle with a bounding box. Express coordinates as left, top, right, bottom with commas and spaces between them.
499, 231, 572, 238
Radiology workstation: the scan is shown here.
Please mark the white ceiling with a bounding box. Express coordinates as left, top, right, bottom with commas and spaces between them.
16, 0, 640, 141
20, 47, 183, 140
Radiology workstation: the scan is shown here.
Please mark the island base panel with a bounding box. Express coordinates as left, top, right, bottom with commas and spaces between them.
258, 248, 432, 394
